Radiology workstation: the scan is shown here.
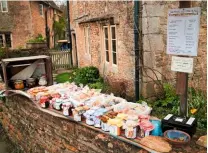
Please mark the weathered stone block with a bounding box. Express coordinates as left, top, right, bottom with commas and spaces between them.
143, 34, 165, 52
143, 52, 154, 67
142, 4, 165, 17
142, 17, 160, 34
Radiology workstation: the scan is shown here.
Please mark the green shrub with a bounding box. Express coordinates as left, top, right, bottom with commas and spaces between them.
0, 47, 6, 58
188, 88, 207, 129
55, 67, 110, 91
73, 66, 99, 85
154, 83, 179, 110
149, 83, 207, 130
28, 34, 46, 43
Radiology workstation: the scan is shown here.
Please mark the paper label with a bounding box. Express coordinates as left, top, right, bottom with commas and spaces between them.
186, 117, 195, 125
164, 114, 173, 120
171, 56, 194, 73
175, 118, 183, 122
167, 7, 201, 56
63, 109, 69, 116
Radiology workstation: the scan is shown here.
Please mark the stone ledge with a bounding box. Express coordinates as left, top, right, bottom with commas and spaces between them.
0, 94, 159, 153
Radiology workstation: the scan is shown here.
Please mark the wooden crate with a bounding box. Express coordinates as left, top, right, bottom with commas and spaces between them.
1, 55, 53, 89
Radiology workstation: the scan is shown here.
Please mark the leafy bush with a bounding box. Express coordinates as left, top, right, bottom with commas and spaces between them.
188, 88, 207, 129
0, 47, 6, 58
28, 34, 46, 43
73, 66, 100, 85
55, 67, 111, 92
150, 83, 207, 130
153, 83, 179, 111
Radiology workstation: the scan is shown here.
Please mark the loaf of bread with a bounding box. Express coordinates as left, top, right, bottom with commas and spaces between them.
140, 136, 172, 152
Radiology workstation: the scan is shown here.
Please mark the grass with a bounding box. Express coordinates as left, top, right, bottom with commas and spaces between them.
55, 72, 71, 83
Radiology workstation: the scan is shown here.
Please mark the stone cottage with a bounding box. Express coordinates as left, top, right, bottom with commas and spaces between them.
69, 1, 207, 99
0, 1, 62, 49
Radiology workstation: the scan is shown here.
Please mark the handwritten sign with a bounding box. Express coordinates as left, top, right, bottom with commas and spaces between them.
167, 7, 201, 56
171, 56, 193, 73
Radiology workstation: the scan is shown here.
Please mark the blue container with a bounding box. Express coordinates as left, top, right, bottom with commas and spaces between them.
150, 120, 163, 136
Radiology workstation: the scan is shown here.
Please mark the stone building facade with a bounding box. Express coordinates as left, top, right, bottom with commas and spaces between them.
141, 1, 207, 98
0, 1, 62, 49
70, 1, 207, 99
70, 1, 135, 98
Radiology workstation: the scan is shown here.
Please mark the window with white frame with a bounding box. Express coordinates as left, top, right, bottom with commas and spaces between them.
84, 26, 90, 54
0, 33, 12, 48
103, 26, 109, 62
1, 1, 8, 12
39, 4, 43, 16
110, 26, 117, 65
103, 25, 117, 64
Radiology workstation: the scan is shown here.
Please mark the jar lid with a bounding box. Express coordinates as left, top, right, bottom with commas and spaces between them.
15, 80, 23, 83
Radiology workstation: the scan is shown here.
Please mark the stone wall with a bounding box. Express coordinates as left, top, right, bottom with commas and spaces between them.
141, 1, 207, 98
70, 1, 135, 99
70, 1, 207, 99
0, 94, 143, 153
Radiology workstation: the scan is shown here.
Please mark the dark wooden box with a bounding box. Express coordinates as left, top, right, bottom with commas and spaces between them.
1, 55, 53, 90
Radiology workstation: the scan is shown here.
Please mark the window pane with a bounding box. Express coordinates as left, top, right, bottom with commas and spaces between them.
104, 28, 108, 38
112, 40, 116, 52
5, 34, 11, 47
105, 39, 108, 50
2, 1, 8, 11
106, 51, 109, 62
113, 52, 117, 64
111, 27, 116, 39
39, 4, 43, 15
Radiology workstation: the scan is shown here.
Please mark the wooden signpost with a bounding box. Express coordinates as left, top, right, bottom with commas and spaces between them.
167, 1, 201, 117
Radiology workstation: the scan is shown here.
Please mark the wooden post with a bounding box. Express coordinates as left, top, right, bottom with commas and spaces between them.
176, 1, 191, 117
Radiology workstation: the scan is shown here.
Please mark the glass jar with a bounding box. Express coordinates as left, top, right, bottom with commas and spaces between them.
39, 76, 47, 86
26, 78, 36, 88
14, 80, 24, 90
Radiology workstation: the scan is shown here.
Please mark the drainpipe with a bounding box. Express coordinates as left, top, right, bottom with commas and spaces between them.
134, 1, 140, 101
45, 6, 50, 48
67, 1, 73, 66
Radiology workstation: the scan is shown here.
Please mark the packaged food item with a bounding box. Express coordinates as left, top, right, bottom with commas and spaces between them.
39, 96, 50, 108
53, 99, 63, 110
109, 125, 121, 136
99, 115, 110, 131
107, 118, 123, 136
26, 78, 36, 88
125, 127, 137, 139
101, 121, 110, 132
138, 120, 154, 138
62, 102, 72, 116
14, 80, 24, 90
72, 109, 81, 122
39, 75, 47, 86
123, 116, 138, 139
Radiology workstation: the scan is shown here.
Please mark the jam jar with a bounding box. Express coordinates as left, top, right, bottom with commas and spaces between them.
26, 78, 36, 88
39, 75, 47, 86
14, 80, 24, 90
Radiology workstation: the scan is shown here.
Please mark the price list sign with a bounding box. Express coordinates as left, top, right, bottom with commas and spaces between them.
167, 7, 201, 56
